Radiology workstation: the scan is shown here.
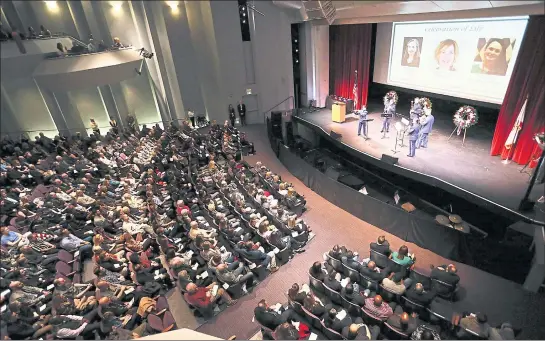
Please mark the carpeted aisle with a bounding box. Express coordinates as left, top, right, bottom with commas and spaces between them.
195, 124, 545, 340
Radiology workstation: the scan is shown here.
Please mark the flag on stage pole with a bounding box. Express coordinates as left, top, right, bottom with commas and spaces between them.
352, 70, 358, 110
505, 97, 527, 150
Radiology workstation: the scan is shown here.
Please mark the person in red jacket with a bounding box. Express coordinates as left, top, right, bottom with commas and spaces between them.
183, 282, 237, 309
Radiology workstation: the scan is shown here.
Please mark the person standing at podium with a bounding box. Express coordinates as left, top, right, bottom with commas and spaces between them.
357, 106, 369, 139
381, 99, 396, 133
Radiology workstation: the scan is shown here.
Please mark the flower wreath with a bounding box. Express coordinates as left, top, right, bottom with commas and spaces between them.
453, 105, 478, 135
383, 91, 398, 105
419, 97, 432, 110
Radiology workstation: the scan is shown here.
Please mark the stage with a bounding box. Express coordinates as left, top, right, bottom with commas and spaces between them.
294, 103, 544, 225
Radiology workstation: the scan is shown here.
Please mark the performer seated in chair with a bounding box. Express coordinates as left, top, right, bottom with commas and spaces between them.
381, 99, 396, 133
357, 106, 369, 139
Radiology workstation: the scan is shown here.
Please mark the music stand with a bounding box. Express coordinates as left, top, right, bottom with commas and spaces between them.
392, 121, 406, 154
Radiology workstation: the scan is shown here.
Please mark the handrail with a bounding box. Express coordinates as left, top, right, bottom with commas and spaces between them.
261, 96, 294, 116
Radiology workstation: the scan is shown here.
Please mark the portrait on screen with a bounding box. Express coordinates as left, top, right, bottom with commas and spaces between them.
434, 39, 458, 71
401, 37, 422, 67
471, 38, 516, 76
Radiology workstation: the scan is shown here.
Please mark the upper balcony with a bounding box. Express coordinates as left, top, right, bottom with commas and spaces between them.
1, 32, 142, 90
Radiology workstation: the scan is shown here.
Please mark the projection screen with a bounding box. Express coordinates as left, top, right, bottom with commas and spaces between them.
374, 17, 528, 104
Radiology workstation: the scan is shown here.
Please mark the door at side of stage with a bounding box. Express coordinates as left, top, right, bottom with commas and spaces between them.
242, 94, 259, 125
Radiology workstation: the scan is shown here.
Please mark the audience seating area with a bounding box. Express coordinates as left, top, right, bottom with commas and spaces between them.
254, 242, 519, 340
0, 120, 313, 339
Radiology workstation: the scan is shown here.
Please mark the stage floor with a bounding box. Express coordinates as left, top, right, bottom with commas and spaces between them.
297, 105, 544, 224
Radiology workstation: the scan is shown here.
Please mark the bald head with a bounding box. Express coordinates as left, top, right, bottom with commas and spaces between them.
186, 283, 198, 293
98, 297, 110, 306
401, 312, 410, 325
415, 283, 424, 294
447, 264, 457, 273
217, 263, 227, 272
349, 324, 359, 335
367, 261, 376, 270
373, 295, 383, 307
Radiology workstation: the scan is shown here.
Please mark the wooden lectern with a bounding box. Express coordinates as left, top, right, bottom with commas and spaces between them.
332, 102, 346, 123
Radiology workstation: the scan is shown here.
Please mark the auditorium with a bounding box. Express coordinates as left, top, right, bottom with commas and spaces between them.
1, 1, 544, 340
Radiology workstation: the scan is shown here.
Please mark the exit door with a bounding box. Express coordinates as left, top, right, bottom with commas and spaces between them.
242, 94, 260, 125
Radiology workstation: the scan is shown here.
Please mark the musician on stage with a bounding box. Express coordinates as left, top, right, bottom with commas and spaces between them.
411, 98, 423, 121
381, 99, 395, 133
416, 111, 434, 149
407, 118, 420, 158
356, 106, 369, 139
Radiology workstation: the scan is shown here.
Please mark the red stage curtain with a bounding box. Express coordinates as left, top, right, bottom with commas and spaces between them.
490, 15, 545, 166
329, 24, 373, 110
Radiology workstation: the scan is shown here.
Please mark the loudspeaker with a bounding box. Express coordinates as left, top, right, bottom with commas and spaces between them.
325, 167, 340, 181
271, 111, 282, 124
330, 130, 342, 139
381, 154, 398, 165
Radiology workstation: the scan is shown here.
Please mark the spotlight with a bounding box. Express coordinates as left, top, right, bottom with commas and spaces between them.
296, 60, 299, 63
242, 20, 246, 23
296, 49, 298, 52
242, 6, 245, 10
243, 13, 245, 16
295, 39, 297, 43
138, 47, 154, 59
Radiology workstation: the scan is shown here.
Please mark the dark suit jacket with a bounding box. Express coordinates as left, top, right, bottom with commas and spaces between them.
386, 314, 418, 335
341, 288, 366, 306
254, 306, 283, 330
431, 267, 459, 286
404, 287, 436, 306
359, 267, 385, 282
237, 104, 246, 116
324, 277, 342, 292
370, 242, 391, 256
324, 314, 352, 333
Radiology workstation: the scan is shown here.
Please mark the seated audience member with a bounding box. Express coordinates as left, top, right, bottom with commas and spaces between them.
59, 229, 93, 260
411, 325, 441, 340
390, 245, 415, 266
324, 271, 342, 292
341, 283, 366, 306
456, 312, 490, 339
382, 272, 412, 295
363, 295, 393, 321
386, 311, 418, 335
359, 261, 386, 281
287, 283, 310, 305
405, 283, 436, 307
303, 293, 328, 317
215, 263, 254, 286
274, 322, 299, 340
370, 235, 391, 256
254, 299, 293, 330
430, 264, 460, 287
184, 282, 237, 310
342, 323, 381, 340
342, 250, 362, 271
324, 307, 353, 333
309, 261, 326, 281
1, 226, 26, 248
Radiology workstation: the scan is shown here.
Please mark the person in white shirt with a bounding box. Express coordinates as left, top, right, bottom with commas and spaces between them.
188, 109, 195, 127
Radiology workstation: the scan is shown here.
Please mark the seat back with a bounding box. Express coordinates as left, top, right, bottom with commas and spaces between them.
344, 298, 362, 318
369, 249, 389, 269
410, 269, 432, 290
383, 322, 410, 340
431, 278, 455, 299
359, 275, 379, 292
302, 306, 323, 330
362, 308, 384, 326
223, 281, 244, 299
55, 261, 73, 276
308, 273, 325, 293
323, 283, 343, 305
400, 296, 426, 316
321, 321, 345, 340
289, 300, 305, 316
343, 263, 361, 283
326, 253, 344, 272
275, 246, 290, 265
379, 284, 402, 303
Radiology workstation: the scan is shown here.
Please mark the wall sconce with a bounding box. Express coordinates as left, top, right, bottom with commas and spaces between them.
110, 1, 123, 13
166, 1, 179, 14
44, 1, 59, 12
